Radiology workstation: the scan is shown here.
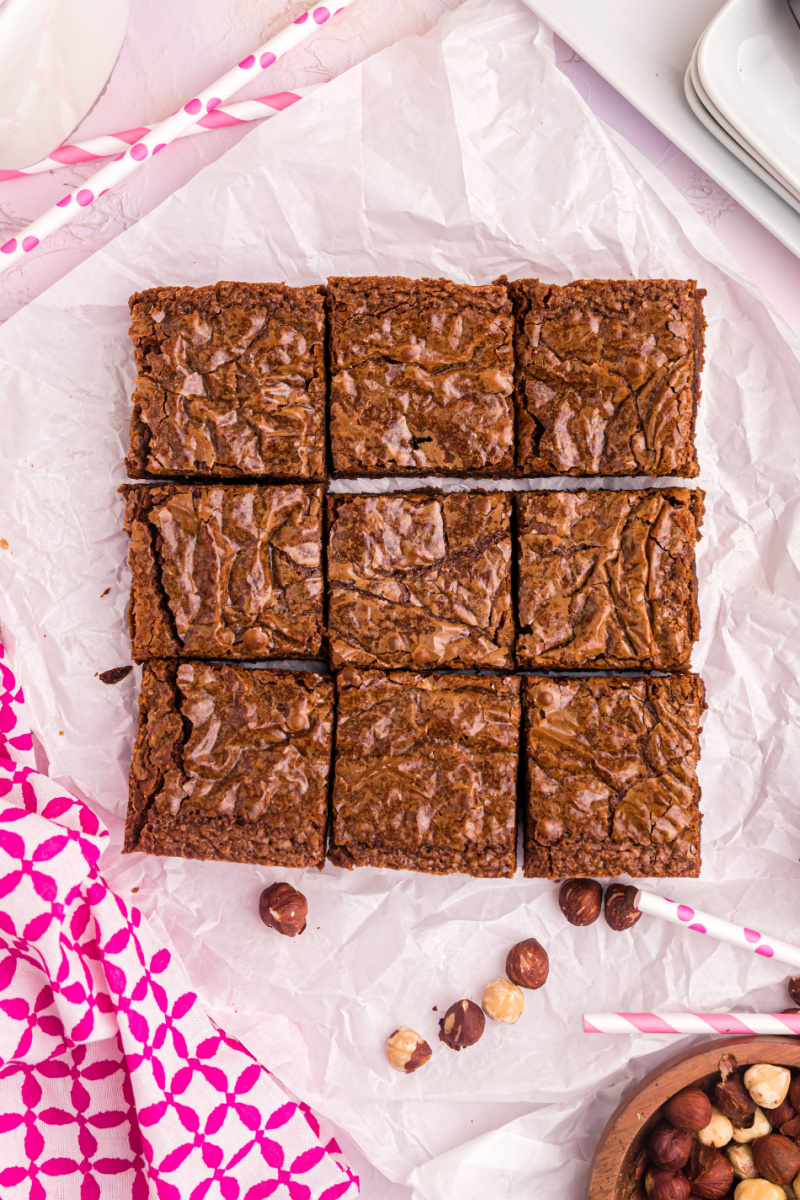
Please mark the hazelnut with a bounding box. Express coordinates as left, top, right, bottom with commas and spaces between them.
687, 1141, 735, 1198
793, 1168, 800, 1199
697, 1107, 735, 1149
732, 1108, 772, 1143
716, 1073, 757, 1128
647, 1121, 692, 1170
790, 1077, 800, 1114
767, 1100, 797, 1130
385, 1028, 432, 1074
644, 1168, 690, 1200
482, 979, 525, 1025
733, 1181, 785, 1200
745, 1065, 792, 1110
604, 883, 642, 931
725, 1142, 757, 1179
258, 881, 307, 936
788, 978, 800, 1006
558, 878, 603, 926
438, 1000, 485, 1051
663, 1088, 713, 1133
751, 1134, 800, 1185
780, 1114, 800, 1145
505, 939, 549, 989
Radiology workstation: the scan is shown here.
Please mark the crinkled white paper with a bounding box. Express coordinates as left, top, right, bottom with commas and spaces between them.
2, 1, 800, 1196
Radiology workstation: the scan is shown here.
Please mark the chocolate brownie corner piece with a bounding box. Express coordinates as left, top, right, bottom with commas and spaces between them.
328, 276, 515, 476
509, 278, 706, 477
127, 661, 333, 866
122, 482, 323, 661
326, 489, 515, 670
126, 281, 326, 482
329, 669, 520, 877
523, 674, 705, 879
515, 487, 704, 671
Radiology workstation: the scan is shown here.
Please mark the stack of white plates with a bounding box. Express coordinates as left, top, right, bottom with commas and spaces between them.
686, 0, 800, 216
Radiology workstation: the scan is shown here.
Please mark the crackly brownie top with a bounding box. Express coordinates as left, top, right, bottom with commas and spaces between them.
327, 276, 514, 474
524, 675, 705, 859
333, 669, 520, 856
326, 490, 514, 669
510, 278, 704, 476
150, 662, 333, 823
128, 281, 326, 479
516, 488, 703, 670
124, 483, 323, 658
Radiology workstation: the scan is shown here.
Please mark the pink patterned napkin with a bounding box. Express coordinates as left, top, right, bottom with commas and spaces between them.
0, 641, 359, 1199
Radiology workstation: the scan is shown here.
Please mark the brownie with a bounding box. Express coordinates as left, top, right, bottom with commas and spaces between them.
522, 674, 706, 879
122, 482, 324, 661
126, 282, 326, 481
126, 660, 333, 865
516, 487, 704, 671
328, 276, 515, 476
326, 490, 515, 670
329, 669, 520, 877
508, 278, 706, 477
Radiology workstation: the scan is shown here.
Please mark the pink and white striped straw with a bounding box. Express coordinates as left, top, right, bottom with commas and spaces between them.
0, 88, 321, 182
633, 889, 800, 969
0, 3, 354, 272
584, 1013, 800, 1035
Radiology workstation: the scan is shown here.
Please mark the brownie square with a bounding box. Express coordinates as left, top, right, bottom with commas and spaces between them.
329, 669, 520, 877
328, 276, 515, 476
523, 674, 705, 879
508, 278, 706, 477
126, 282, 326, 481
516, 487, 704, 671
122, 482, 324, 661
126, 660, 333, 866
326, 490, 515, 670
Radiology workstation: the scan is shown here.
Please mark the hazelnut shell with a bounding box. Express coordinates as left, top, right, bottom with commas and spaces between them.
438, 1000, 485, 1051
558, 878, 603, 926
505, 938, 549, 989
258, 881, 307, 936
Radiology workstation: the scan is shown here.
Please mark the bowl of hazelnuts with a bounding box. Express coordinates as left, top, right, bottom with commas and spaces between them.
587, 1037, 800, 1200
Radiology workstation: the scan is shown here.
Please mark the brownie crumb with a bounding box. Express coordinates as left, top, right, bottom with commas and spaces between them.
99, 666, 133, 685
100, 587, 111, 597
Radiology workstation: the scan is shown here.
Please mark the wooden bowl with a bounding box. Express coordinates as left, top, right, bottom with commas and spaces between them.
587, 1036, 800, 1199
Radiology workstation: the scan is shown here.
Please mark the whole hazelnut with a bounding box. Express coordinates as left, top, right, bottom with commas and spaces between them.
790, 1076, 800, 1114
558, 878, 603, 926
687, 1141, 735, 1198
766, 1099, 796, 1130
732, 1180, 786, 1199
604, 883, 642, 932
647, 1122, 692, 1170
697, 1106, 734, 1149
663, 1088, 713, 1133
438, 1000, 485, 1051
505, 939, 549, 989
744, 1064, 791, 1110
385, 1028, 432, 1074
788, 978, 800, 1006
482, 979, 525, 1025
716, 1073, 757, 1128
258, 881, 307, 936
732, 1107, 771, 1144
644, 1168, 690, 1200
725, 1142, 757, 1179
751, 1133, 800, 1184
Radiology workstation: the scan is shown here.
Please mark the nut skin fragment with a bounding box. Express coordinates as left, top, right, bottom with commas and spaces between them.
663, 1088, 713, 1133
481, 979, 525, 1024
697, 1107, 734, 1149
733, 1181, 785, 1200
732, 1108, 771, 1144
644, 1168, 690, 1200
385, 1028, 432, 1074
558, 878, 603, 926
750, 1133, 800, 1185
438, 1000, 485, 1050
258, 882, 307, 937
604, 883, 642, 931
744, 1065, 792, 1110
505, 939, 549, 989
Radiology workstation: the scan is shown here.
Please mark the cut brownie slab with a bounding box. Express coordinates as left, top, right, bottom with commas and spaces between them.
326, 490, 514, 670
122, 482, 323, 661
508, 278, 706, 477
329, 669, 520, 877
127, 282, 326, 481
523, 674, 705, 879
328, 276, 515, 476
126, 661, 333, 866
516, 487, 704, 671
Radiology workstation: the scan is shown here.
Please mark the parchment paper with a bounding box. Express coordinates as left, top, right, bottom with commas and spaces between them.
2, 1, 800, 1195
